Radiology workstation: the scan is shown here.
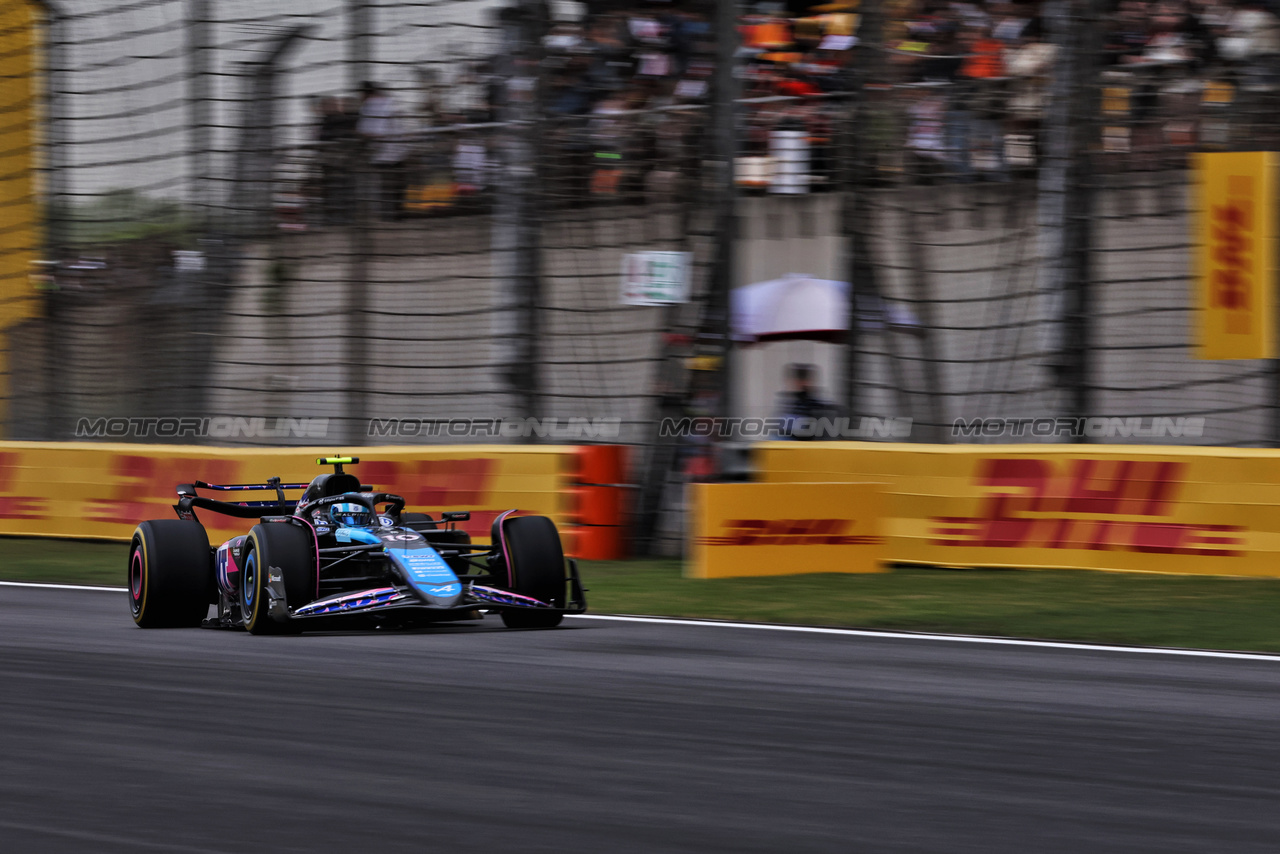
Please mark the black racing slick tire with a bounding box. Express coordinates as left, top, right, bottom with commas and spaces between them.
499, 515, 566, 629
129, 520, 213, 628
240, 522, 316, 635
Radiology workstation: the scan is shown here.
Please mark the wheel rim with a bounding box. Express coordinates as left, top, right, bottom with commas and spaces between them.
241, 551, 256, 623
129, 545, 144, 617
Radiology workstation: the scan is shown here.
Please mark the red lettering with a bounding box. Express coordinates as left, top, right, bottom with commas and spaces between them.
929, 457, 1238, 556
971, 458, 1049, 546
1065, 459, 1128, 515
707, 519, 864, 547
354, 458, 496, 509
86, 456, 240, 525
1210, 195, 1254, 314
1132, 461, 1180, 516
1129, 521, 1188, 553
0, 496, 47, 519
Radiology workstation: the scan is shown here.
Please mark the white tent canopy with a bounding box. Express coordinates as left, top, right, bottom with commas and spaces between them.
731, 273, 850, 344
731, 273, 922, 344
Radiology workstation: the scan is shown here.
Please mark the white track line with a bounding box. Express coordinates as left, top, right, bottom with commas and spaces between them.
6, 580, 1278, 663
566, 615, 1280, 663
0, 580, 127, 593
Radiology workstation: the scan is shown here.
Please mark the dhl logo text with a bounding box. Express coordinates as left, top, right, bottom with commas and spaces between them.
0, 452, 46, 519
87, 455, 240, 526
356, 458, 500, 538
356, 458, 495, 507
1209, 174, 1255, 334
931, 458, 1243, 556
699, 518, 880, 547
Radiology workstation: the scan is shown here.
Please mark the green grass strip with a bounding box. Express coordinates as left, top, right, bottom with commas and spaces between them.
579, 560, 1280, 652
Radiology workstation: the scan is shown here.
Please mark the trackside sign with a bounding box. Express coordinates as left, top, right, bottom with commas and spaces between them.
1193, 151, 1277, 359
620, 251, 691, 306
687, 482, 886, 578
0, 443, 576, 545
757, 443, 1280, 577
930, 458, 1242, 557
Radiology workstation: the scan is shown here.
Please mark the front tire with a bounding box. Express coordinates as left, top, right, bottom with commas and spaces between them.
129, 520, 213, 628
498, 515, 566, 629
241, 523, 316, 635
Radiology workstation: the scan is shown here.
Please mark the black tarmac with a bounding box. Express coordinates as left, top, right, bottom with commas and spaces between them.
2, 585, 1279, 853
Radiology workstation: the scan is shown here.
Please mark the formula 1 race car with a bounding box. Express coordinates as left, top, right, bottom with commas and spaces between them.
128, 457, 585, 633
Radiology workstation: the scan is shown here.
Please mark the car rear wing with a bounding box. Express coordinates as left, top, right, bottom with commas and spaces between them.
191, 480, 311, 492
174, 477, 309, 521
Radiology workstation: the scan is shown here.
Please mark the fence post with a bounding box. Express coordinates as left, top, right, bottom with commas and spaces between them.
345, 1, 372, 445
345, 164, 370, 446
841, 0, 884, 423
39, 0, 67, 440
1269, 56, 1280, 448
494, 1, 545, 434
188, 0, 212, 224
348, 0, 372, 92
1045, 0, 1101, 439
710, 0, 739, 426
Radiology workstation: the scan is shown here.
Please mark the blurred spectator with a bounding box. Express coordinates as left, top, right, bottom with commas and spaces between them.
906, 83, 951, 174
1125, 2, 1195, 64
991, 2, 1035, 44
357, 81, 410, 220
1004, 20, 1056, 167
1107, 0, 1154, 63
1218, 0, 1280, 63
774, 363, 841, 440
441, 61, 493, 124
584, 14, 632, 94
588, 92, 629, 197
1218, 0, 1280, 93
316, 96, 358, 224
960, 24, 1006, 78
958, 24, 1008, 177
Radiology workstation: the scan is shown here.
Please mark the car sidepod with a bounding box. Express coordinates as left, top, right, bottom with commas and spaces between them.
214, 535, 248, 600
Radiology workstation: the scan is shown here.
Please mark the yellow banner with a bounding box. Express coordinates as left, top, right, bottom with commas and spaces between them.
1194, 151, 1277, 359
758, 442, 1280, 577
687, 482, 885, 578
0, 2, 42, 432
0, 444, 576, 545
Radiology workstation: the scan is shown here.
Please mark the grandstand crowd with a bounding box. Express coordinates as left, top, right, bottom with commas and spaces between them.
303, 0, 1280, 220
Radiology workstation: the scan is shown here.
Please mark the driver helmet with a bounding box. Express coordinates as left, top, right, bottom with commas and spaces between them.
329, 502, 372, 528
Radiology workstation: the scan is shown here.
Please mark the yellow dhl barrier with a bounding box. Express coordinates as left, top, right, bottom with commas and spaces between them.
1193, 151, 1278, 359
757, 442, 1280, 577
0, 443, 579, 545
687, 482, 885, 578
0, 1, 42, 429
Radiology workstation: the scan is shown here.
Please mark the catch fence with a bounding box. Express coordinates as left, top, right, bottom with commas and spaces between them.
4, 0, 1280, 554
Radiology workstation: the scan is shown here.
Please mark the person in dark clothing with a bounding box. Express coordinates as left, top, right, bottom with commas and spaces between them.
774, 362, 842, 440
317, 96, 359, 224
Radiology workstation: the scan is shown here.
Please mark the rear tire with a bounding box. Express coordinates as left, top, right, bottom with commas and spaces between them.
498, 515, 565, 629
129, 520, 212, 628
241, 523, 316, 635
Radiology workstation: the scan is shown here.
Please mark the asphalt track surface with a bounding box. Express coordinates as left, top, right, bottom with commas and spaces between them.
3, 586, 1280, 853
